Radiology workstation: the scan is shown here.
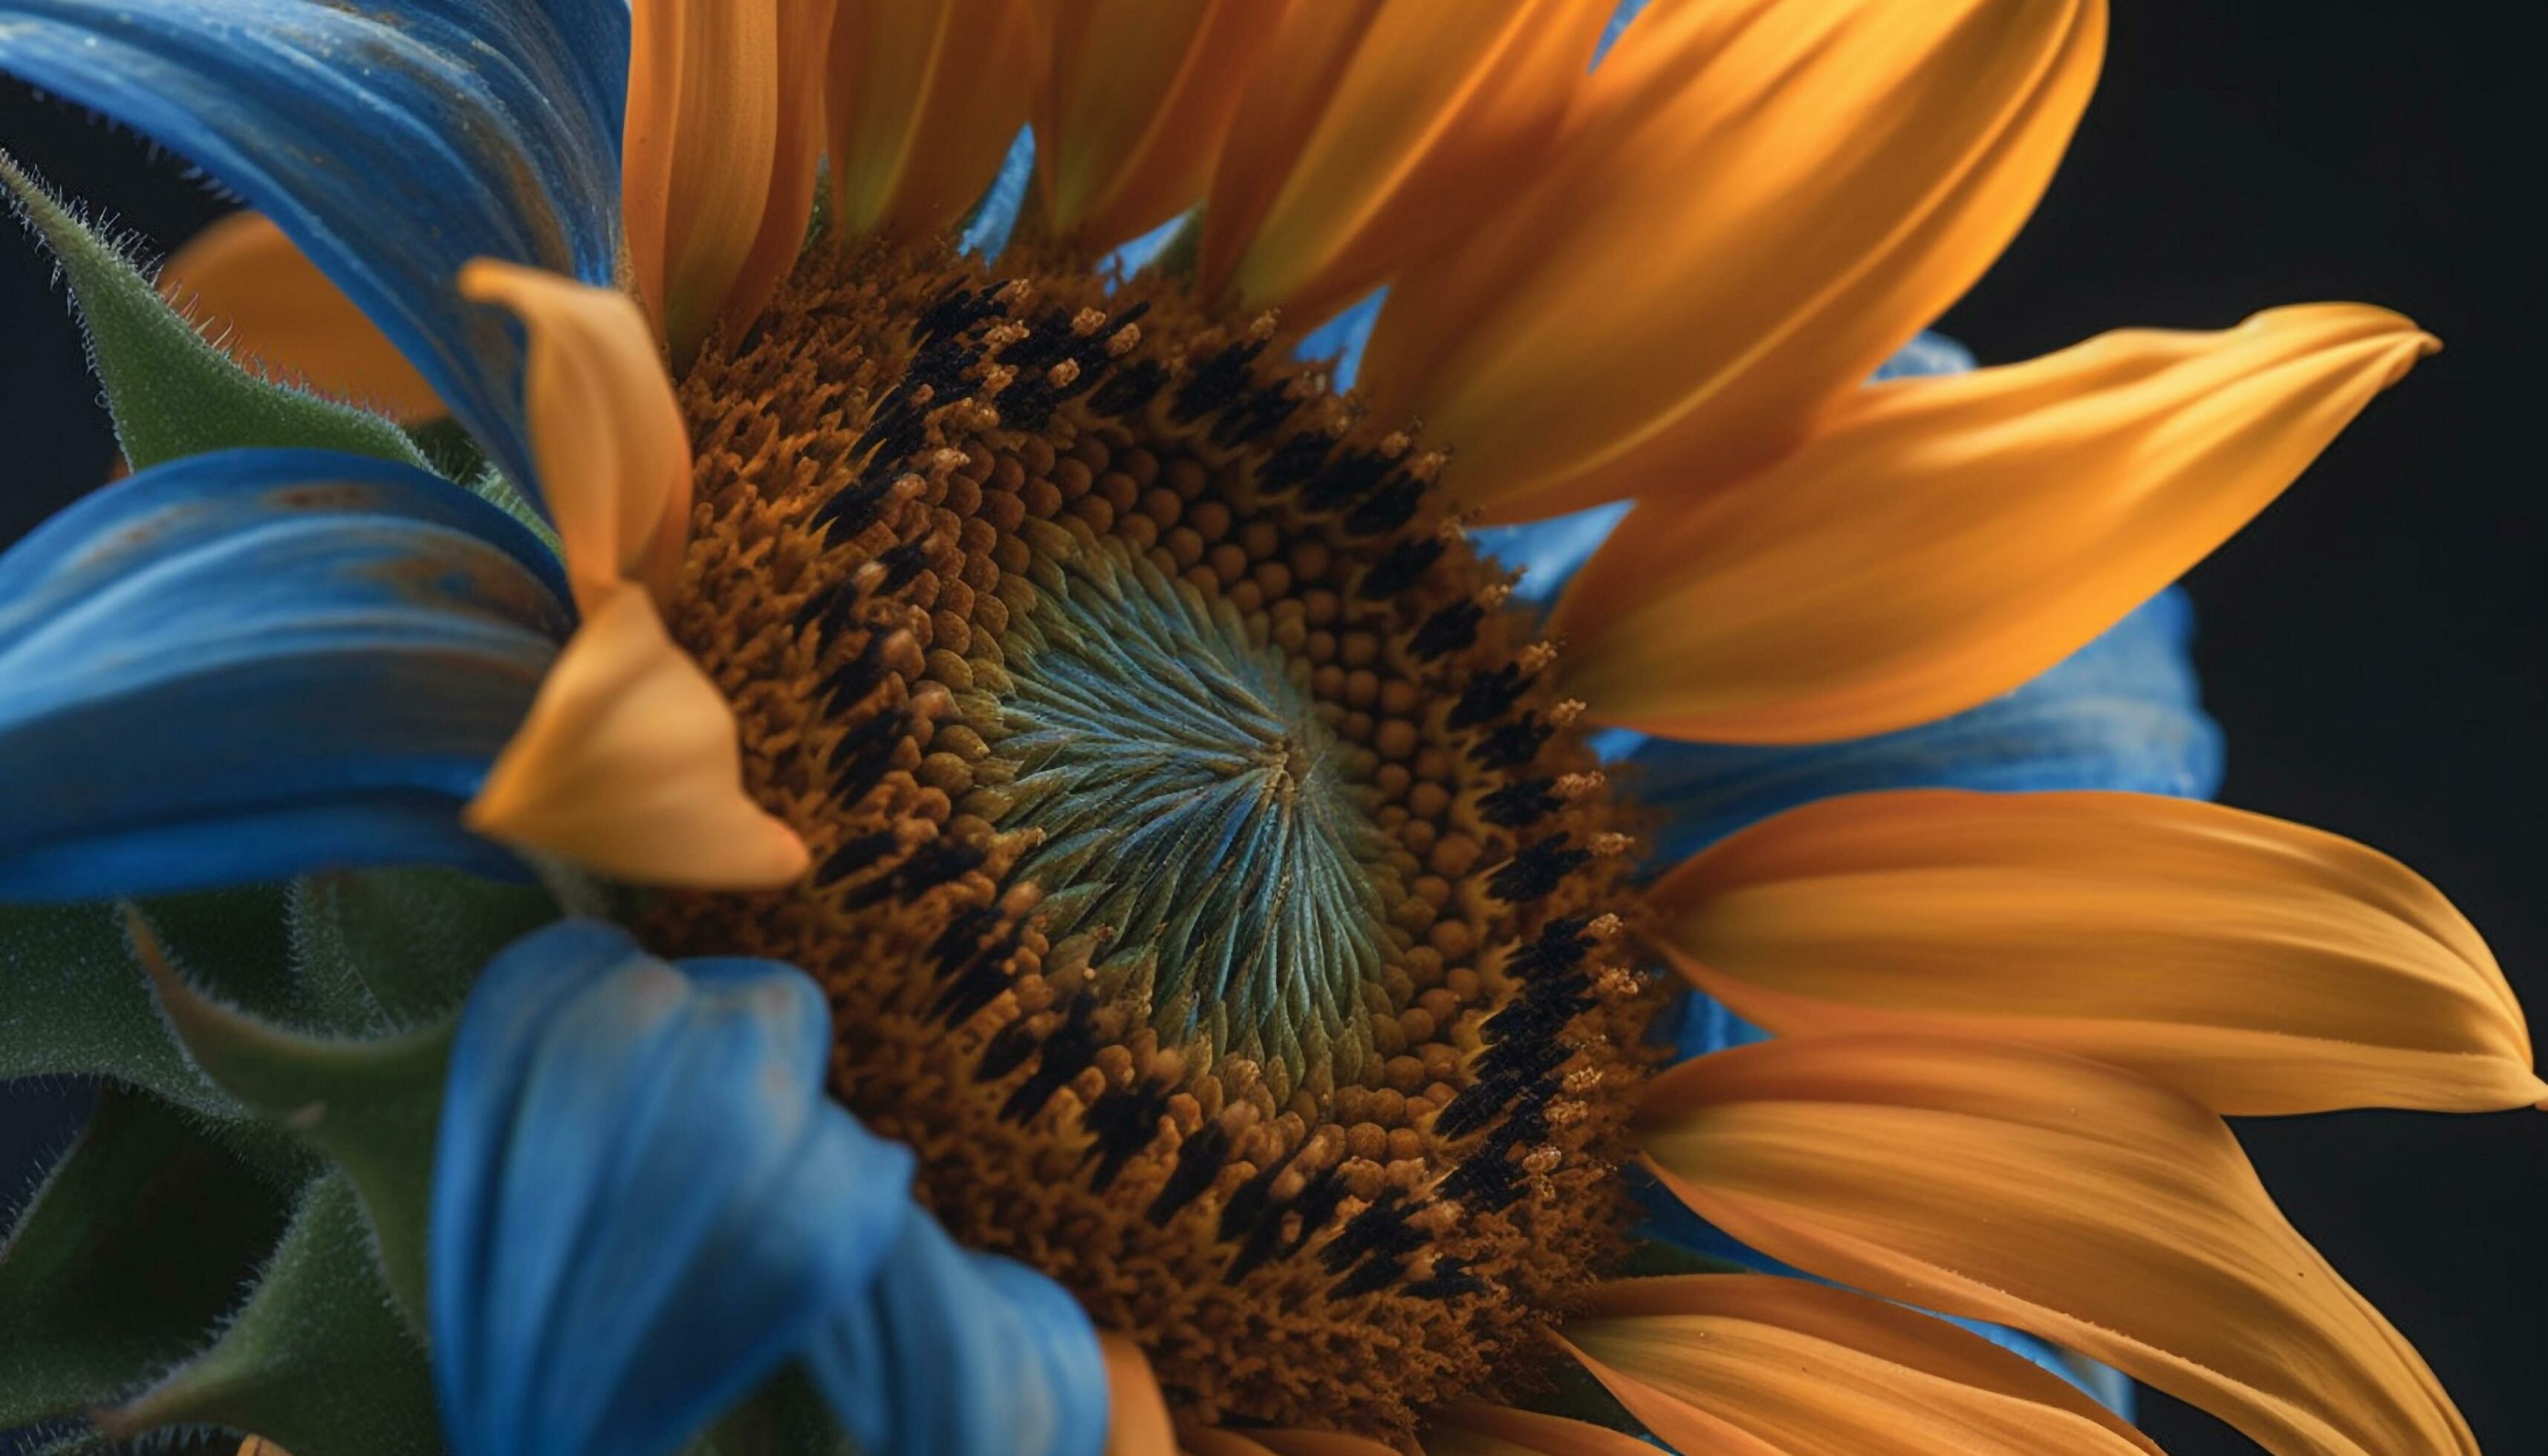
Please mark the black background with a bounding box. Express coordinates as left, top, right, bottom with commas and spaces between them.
2, 4, 2538, 1452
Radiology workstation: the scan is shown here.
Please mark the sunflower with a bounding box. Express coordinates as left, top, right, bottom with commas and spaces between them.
0, 1, 2535, 1455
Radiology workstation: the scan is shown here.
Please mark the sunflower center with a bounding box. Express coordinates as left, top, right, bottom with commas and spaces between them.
648, 239, 1659, 1437
995, 544, 1397, 1088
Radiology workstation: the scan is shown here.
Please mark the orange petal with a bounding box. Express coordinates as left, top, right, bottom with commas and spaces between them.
1102, 1333, 1178, 1456
1558, 1274, 2162, 1456
1420, 1403, 1660, 1455
1638, 1034, 2477, 1456
1033, 0, 1288, 252
1645, 789, 2542, 1116
1553, 305, 2437, 742
625, 0, 830, 360
1184, 1431, 1399, 1456
1198, 0, 1611, 324
458, 260, 692, 614
464, 586, 807, 889
828, 0, 1038, 243
159, 212, 442, 421
1358, 0, 2105, 522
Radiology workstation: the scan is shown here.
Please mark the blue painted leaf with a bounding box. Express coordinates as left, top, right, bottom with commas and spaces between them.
0, 0, 629, 501
960, 127, 1036, 261
1615, 587, 2224, 868
0, 447, 571, 901
432, 922, 917, 1456
805, 1211, 1108, 1456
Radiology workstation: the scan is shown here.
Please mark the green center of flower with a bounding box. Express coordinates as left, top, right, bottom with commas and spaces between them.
992, 545, 1398, 1087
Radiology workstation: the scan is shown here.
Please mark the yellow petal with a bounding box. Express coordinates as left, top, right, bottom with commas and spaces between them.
1420, 1403, 1663, 1455
159, 212, 442, 421
1196, 0, 1611, 323
829, 0, 1038, 243
1553, 305, 2437, 742
1359, 0, 2105, 522
465, 586, 807, 889
1560, 1274, 2163, 1456
1638, 1034, 2477, 1456
625, 0, 836, 359
458, 259, 693, 614
1033, 0, 1288, 252
1102, 1333, 1178, 1456
1646, 789, 2542, 1116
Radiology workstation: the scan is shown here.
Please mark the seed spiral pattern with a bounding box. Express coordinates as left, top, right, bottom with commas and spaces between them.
648, 239, 1660, 1434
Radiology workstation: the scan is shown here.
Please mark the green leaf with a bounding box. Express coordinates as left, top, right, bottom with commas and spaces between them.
1, 899, 234, 1121
134, 909, 449, 1327
102, 1172, 444, 1456
0, 1088, 298, 1427
0, 149, 429, 472
288, 866, 557, 1033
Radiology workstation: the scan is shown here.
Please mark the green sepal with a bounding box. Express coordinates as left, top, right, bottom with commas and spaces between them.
101, 1172, 445, 1456
134, 909, 451, 1325
0, 149, 429, 473
288, 866, 559, 1033
0, 1087, 300, 1429
1, 899, 241, 1123
1611, 1240, 1758, 1280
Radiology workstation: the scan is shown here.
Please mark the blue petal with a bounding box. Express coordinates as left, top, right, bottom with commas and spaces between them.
0, 448, 571, 901
1615, 588, 2225, 868
960, 127, 1037, 261
806, 1208, 1109, 1456
0, 1, 628, 501
431, 922, 921, 1456
1293, 287, 1388, 392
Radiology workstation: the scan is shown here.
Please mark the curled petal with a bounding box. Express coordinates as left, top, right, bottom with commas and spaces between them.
0, 448, 567, 901
459, 261, 692, 611
160, 212, 443, 421
804, 1209, 1109, 1456
1555, 305, 2437, 742
1559, 1274, 2161, 1455
1638, 1034, 2477, 1455
828, 0, 1038, 242
0, 0, 628, 501
431, 921, 914, 1456
625, 0, 836, 359
464, 587, 807, 889
1359, 0, 2105, 521
1419, 1404, 1658, 1455
1645, 788, 2541, 1114
1033, 0, 1287, 251
1101, 1335, 1176, 1456
1200, 0, 1612, 322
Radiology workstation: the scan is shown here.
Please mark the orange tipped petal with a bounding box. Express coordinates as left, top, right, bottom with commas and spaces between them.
625, 0, 836, 358
1553, 304, 2437, 742
1638, 1035, 2477, 1456
160, 212, 442, 420
1196, 0, 1610, 322
1033, 0, 1289, 252
1101, 1334, 1177, 1456
458, 259, 693, 614
1559, 1275, 2162, 1456
464, 586, 806, 888
1645, 789, 2542, 1116
828, 0, 1038, 244
1359, 0, 2105, 521
1420, 1403, 1660, 1455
